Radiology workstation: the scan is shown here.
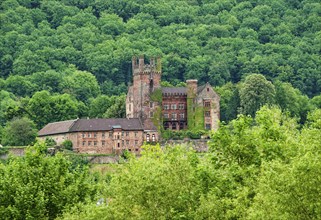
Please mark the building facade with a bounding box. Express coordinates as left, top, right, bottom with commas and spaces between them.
126, 56, 220, 131
39, 56, 220, 154
38, 118, 158, 154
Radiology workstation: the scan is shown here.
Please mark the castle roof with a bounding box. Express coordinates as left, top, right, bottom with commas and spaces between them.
38, 118, 144, 136
162, 84, 210, 95
70, 118, 143, 132
162, 87, 187, 95
38, 119, 77, 136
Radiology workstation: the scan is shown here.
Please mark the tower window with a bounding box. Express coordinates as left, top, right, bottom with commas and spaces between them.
205, 124, 211, 130
150, 80, 154, 93
204, 102, 210, 107
152, 134, 155, 142
205, 111, 210, 117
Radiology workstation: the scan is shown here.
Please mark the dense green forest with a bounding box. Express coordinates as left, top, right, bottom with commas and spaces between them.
1, 0, 321, 143
1, 1, 321, 218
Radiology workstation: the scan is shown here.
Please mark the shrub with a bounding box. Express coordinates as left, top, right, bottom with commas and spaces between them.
61, 140, 73, 151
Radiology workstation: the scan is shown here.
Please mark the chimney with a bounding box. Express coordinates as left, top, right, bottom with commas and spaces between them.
156, 56, 161, 72
139, 55, 144, 72
186, 79, 198, 98
132, 56, 137, 74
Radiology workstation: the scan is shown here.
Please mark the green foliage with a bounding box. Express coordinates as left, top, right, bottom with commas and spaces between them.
275, 81, 311, 123
149, 88, 162, 102
216, 82, 240, 122
61, 67, 100, 103
162, 129, 207, 140
102, 94, 126, 118
1, 117, 37, 146
27, 90, 82, 129
0, 142, 97, 219
62, 144, 203, 219
1, 0, 321, 129
45, 137, 56, 147
239, 74, 276, 117
61, 140, 73, 151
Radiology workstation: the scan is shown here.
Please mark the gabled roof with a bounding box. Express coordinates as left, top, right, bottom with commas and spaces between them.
38, 119, 77, 136
197, 84, 207, 94
39, 118, 144, 136
162, 87, 187, 95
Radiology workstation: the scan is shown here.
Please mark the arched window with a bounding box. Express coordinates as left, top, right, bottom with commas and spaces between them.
150, 80, 154, 93
152, 134, 156, 142
146, 134, 150, 142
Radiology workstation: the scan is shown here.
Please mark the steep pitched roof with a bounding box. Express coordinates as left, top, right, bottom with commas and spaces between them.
38, 119, 77, 136
197, 84, 206, 94
38, 118, 144, 136
70, 118, 143, 132
162, 87, 187, 95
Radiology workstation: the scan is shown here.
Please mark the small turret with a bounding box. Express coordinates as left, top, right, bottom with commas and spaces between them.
186, 79, 198, 98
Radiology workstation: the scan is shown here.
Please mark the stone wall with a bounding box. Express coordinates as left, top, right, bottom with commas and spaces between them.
0, 147, 26, 159
160, 139, 209, 152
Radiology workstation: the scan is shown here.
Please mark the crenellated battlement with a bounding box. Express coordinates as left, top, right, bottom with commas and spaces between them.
132, 56, 161, 75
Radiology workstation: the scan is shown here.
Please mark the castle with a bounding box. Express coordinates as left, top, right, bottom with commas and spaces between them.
38, 56, 220, 154
126, 56, 220, 132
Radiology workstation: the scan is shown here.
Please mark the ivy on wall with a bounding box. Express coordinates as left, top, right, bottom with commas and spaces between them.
187, 99, 205, 131
150, 88, 163, 131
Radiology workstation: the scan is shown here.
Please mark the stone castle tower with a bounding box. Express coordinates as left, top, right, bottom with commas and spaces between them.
126, 56, 161, 130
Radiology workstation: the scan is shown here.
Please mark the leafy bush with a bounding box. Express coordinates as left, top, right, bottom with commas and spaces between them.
0, 143, 97, 219
61, 140, 73, 151
45, 137, 56, 146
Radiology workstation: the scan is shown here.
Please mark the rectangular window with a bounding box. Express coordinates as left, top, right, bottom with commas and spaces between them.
122, 140, 124, 145
88, 141, 92, 146
126, 131, 129, 136
135, 132, 138, 137
109, 132, 113, 137
164, 104, 169, 110
205, 124, 211, 130
149, 112, 154, 118
122, 131, 124, 137
102, 132, 105, 138
94, 132, 97, 138
126, 140, 129, 145
94, 141, 97, 146
164, 113, 169, 119
82, 133, 85, 138
204, 102, 211, 107
135, 140, 138, 145
150, 102, 153, 108
172, 113, 177, 120
171, 104, 177, 110
88, 133, 92, 138
102, 141, 105, 146
179, 113, 185, 119
82, 141, 85, 146
205, 111, 210, 117
179, 103, 184, 109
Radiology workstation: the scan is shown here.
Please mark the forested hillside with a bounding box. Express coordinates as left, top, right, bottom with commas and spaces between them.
1, 0, 321, 142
